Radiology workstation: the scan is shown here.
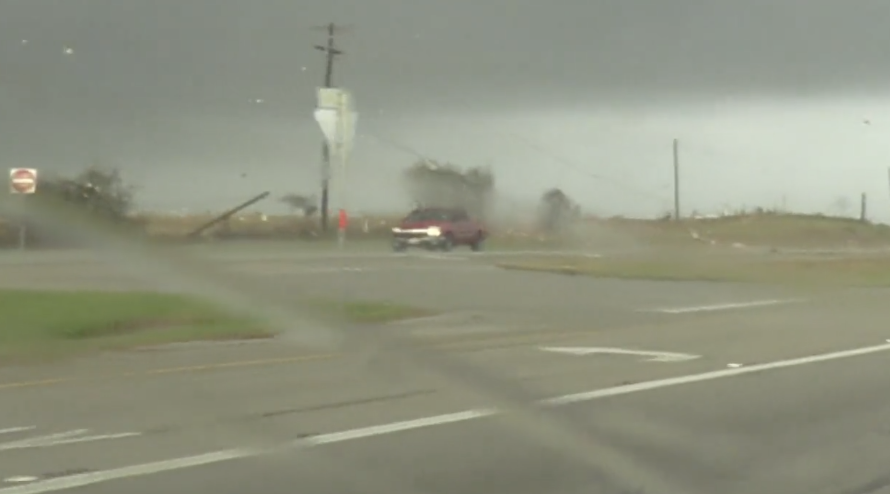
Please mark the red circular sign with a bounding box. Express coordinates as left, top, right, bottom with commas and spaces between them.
10, 169, 36, 194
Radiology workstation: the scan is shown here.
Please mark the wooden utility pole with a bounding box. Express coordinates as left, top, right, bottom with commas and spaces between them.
314, 23, 346, 232
860, 192, 868, 222
673, 138, 680, 220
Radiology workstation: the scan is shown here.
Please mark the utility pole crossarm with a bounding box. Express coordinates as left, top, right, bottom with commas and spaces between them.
314, 45, 342, 55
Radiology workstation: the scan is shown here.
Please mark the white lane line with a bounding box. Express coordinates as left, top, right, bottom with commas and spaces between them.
3, 340, 889, 494
540, 346, 700, 362
233, 267, 371, 274
302, 409, 496, 446
644, 298, 802, 314
0, 428, 35, 436
2, 478, 37, 484
19, 433, 143, 449
0, 449, 254, 494
543, 341, 890, 405
412, 253, 469, 261
241, 265, 493, 275
0, 430, 141, 452
481, 251, 603, 258
0, 430, 88, 451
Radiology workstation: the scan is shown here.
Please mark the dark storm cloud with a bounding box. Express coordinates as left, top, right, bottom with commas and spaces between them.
3, 0, 890, 118
2, 0, 890, 215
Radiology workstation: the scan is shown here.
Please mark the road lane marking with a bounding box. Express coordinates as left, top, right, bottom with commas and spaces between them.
0, 427, 35, 436
16, 433, 142, 450
137, 354, 336, 376
544, 341, 890, 405
0, 328, 613, 391
301, 409, 497, 446
0, 430, 142, 452
413, 254, 469, 261
3, 340, 889, 494
2, 477, 37, 484
1, 431, 85, 452
0, 449, 255, 494
540, 346, 700, 362
431, 330, 598, 352
0, 430, 88, 450
0, 380, 72, 391
644, 298, 802, 314
230, 266, 371, 274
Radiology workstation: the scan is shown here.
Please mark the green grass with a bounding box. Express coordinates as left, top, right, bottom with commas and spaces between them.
0, 289, 433, 363
496, 255, 890, 287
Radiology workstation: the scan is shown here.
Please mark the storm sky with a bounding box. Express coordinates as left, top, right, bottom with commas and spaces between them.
2, 0, 890, 220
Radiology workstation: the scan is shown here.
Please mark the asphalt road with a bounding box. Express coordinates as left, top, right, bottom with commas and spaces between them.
1, 244, 889, 493
72, 349, 885, 494
0, 245, 800, 327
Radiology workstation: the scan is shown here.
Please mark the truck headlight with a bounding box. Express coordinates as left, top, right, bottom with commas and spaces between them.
427, 226, 441, 237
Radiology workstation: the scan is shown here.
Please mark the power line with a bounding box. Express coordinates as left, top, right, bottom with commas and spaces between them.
508, 132, 668, 202
361, 131, 434, 165
369, 129, 669, 208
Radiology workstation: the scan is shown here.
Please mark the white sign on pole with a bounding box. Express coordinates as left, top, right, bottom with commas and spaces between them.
313, 108, 341, 149
313, 89, 357, 154
317, 87, 347, 110
9, 168, 37, 194
314, 86, 359, 249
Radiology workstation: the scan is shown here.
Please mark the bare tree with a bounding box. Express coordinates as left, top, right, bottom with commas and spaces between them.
2, 163, 139, 247
36, 163, 136, 222
536, 188, 580, 233
401, 160, 495, 219
280, 193, 318, 217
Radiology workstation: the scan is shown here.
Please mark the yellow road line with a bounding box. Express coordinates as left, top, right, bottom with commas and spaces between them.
432, 329, 594, 351
0, 378, 73, 390
0, 328, 602, 391
136, 353, 337, 376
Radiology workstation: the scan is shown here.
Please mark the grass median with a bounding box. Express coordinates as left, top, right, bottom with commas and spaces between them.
0, 289, 434, 363
495, 254, 890, 287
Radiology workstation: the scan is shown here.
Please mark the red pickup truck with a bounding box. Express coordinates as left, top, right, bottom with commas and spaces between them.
391, 207, 487, 252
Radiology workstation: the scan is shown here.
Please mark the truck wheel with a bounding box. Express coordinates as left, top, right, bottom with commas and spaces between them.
470, 232, 484, 252
440, 234, 454, 252
392, 242, 407, 252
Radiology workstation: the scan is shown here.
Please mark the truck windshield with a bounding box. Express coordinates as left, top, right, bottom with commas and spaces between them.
404, 209, 452, 222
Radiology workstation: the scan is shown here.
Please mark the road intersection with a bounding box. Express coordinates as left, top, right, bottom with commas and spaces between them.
1, 245, 888, 493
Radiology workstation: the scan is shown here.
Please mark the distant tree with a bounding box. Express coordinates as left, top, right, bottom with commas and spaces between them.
536, 188, 580, 233
830, 196, 852, 217
35, 163, 136, 222
280, 193, 318, 217
0, 163, 139, 247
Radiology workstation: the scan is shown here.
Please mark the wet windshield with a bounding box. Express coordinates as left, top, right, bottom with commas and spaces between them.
1, 3, 889, 494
